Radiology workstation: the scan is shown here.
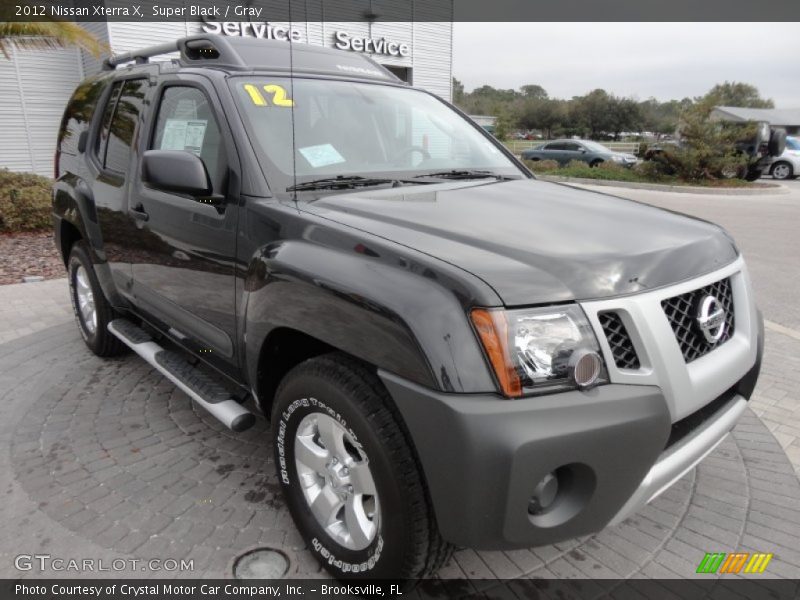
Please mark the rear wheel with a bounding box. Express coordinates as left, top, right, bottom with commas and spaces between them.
271, 353, 452, 583
67, 242, 126, 357
770, 161, 794, 180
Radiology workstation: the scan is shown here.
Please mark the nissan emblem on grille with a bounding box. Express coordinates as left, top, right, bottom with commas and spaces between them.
696, 295, 726, 344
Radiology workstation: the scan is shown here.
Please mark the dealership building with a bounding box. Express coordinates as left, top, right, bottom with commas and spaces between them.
0, 13, 453, 177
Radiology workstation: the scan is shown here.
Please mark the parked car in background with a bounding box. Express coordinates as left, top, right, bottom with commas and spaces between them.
768, 136, 800, 180
521, 139, 638, 167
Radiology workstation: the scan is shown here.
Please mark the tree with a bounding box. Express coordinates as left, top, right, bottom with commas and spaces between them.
493, 108, 515, 141
606, 97, 642, 140
520, 84, 548, 100
0, 22, 106, 59
705, 81, 774, 108
452, 77, 465, 105
571, 89, 614, 138
519, 98, 563, 139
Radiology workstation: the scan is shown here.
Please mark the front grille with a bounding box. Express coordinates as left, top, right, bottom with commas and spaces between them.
599, 311, 640, 369
661, 278, 735, 363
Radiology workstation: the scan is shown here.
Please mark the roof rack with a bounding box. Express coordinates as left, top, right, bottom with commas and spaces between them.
100, 34, 401, 83
102, 36, 248, 71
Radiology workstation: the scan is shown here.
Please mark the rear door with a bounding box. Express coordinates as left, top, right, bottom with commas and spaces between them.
561, 142, 584, 164
90, 77, 149, 299
543, 142, 566, 163
128, 76, 241, 377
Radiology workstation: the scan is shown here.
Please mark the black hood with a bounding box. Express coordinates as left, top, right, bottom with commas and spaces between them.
304, 179, 738, 306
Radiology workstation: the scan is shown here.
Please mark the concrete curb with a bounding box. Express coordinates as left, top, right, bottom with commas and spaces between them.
538, 175, 789, 195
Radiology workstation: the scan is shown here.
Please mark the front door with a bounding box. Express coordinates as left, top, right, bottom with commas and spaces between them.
129, 78, 240, 377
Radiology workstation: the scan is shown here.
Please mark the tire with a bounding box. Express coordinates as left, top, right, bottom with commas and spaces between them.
271, 353, 452, 583
590, 159, 603, 167
744, 167, 763, 182
768, 128, 787, 157
770, 161, 794, 181
67, 241, 126, 357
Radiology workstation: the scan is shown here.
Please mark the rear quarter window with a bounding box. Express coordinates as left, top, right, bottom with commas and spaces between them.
58, 78, 106, 157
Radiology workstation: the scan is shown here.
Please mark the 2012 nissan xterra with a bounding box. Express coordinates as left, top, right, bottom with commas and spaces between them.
53, 35, 763, 581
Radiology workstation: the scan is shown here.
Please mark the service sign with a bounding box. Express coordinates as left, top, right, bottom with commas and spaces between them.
200, 22, 411, 58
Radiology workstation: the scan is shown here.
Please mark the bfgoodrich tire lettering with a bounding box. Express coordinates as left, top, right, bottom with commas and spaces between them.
271, 353, 452, 582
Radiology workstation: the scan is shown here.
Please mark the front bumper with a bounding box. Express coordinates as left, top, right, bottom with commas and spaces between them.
379, 297, 763, 551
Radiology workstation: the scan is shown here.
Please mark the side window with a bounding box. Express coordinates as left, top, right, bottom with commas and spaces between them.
564, 143, 581, 152
58, 78, 106, 156
152, 86, 227, 193
546, 143, 564, 151
104, 79, 147, 173
94, 81, 123, 161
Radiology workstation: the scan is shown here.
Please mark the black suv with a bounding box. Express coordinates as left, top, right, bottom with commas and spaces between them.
54, 35, 763, 582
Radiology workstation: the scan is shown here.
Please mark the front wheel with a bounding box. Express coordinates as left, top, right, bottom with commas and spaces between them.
770, 161, 794, 180
271, 354, 452, 582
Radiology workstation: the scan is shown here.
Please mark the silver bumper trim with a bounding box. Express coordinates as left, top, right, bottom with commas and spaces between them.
608, 395, 747, 526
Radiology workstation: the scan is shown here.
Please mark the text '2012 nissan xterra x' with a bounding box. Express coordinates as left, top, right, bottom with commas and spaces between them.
53, 35, 763, 581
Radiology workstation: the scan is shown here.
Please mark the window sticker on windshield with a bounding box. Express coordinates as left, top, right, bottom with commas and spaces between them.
160, 119, 207, 156
243, 83, 294, 107
298, 144, 346, 168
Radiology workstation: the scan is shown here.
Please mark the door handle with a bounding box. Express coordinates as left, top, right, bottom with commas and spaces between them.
130, 204, 149, 222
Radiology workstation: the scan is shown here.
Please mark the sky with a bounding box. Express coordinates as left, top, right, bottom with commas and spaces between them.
452, 23, 799, 107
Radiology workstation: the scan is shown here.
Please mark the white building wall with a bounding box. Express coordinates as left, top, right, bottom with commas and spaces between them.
0, 43, 83, 176
80, 22, 109, 75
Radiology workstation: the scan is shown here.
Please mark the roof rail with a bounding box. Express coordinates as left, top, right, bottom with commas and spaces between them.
102, 36, 250, 71
103, 40, 179, 70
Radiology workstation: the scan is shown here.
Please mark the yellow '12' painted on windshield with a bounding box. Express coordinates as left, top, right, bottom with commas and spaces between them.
243, 84, 294, 107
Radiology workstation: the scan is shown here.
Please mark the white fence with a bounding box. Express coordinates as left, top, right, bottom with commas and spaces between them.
504, 140, 641, 156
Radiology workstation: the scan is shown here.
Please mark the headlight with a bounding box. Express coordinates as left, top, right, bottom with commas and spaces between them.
471, 306, 607, 398
611, 155, 625, 162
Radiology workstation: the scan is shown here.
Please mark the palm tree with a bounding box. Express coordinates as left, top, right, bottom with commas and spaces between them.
0, 21, 106, 59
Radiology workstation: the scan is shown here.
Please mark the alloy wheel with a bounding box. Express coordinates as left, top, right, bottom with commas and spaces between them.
772, 163, 792, 180
294, 412, 379, 551
74, 265, 97, 335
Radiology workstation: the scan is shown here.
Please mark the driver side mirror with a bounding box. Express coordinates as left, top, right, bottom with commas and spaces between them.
142, 150, 212, 196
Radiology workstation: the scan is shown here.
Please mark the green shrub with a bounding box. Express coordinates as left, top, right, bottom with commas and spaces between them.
565, 159, 588, 170
524, 159, 560, 172
595, 160, 629, 174
647, 98, 754, 181
633, 160, 668, 181
0, 168, 52, 232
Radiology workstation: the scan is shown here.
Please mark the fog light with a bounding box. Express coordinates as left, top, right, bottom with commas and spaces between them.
569, 349, 602, 388
528, 472, 558, 515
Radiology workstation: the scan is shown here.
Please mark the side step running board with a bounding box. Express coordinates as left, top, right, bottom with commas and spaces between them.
108, 319, 256, 432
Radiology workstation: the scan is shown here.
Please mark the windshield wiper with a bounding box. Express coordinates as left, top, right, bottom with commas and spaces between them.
413, 169, 511, 181
288, 175, 402, 192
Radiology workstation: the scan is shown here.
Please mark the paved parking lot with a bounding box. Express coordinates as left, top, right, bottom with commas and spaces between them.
1, 180, 799, 583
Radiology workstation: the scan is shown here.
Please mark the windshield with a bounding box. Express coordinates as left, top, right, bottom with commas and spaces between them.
230, 77, 520, 191
786, 137, 800, 151
581, 140, 612, 153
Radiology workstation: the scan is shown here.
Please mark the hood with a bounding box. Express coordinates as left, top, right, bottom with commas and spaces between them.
304, 179, 738, 306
